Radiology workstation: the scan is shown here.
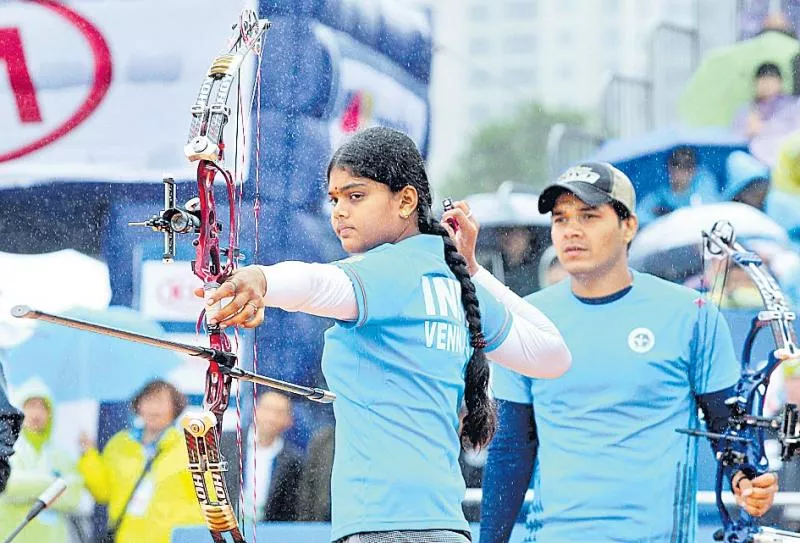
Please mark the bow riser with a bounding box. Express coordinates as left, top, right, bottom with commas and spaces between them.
690, 221, 800, 542
192, 163, 237, 284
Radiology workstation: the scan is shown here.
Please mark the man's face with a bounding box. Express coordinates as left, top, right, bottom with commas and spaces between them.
733, 180, 769, 210
137, 389, 176, 434
668, 162, 695, 193
550, 192, 636, 280
756, 74, 783, 101
22, 397, 49, 433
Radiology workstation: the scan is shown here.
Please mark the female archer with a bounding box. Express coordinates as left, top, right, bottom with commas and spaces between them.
201, 126, 571, 543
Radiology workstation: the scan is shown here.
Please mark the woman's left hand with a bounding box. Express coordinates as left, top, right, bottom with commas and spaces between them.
441, 200, 481, 276
193, 266, 267, 328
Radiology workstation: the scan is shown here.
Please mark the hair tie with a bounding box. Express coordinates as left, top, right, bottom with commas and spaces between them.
470, 333, 487, 349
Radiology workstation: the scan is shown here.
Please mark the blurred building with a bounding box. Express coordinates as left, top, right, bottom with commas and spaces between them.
399, 0, 738, 185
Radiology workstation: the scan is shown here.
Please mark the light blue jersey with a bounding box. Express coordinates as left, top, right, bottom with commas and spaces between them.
323, 234, 514, 541
492, 270, 739, 543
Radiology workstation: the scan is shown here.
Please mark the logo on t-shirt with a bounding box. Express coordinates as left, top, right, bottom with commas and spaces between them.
627, 327, 655, 353
421, 276, 467, 354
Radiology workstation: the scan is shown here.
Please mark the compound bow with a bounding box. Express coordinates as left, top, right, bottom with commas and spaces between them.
12, 8, 335, 543
678, 220, 800, 543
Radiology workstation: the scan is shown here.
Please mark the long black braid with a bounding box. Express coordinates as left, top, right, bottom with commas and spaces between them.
328, 126, 496, 449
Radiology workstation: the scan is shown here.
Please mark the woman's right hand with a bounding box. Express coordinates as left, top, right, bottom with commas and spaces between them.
441, 200, 481, 276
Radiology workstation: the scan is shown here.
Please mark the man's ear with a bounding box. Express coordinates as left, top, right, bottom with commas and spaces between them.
623, 214, 639, 245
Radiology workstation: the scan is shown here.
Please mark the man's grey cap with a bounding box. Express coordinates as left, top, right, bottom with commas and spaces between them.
538, 162, 636, 215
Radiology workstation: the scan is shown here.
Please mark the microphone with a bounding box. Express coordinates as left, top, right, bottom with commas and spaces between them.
2, 478, 67, 543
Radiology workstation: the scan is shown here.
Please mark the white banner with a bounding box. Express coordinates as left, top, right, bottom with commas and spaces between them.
139, 259, 205, 322
317, 25, 429, 153
0, 0, 257, 187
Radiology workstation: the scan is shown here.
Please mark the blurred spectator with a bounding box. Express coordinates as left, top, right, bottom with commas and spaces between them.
772, 128, 800, 194
734, 63, 800, 166
0, 378, 81, 542
765, 360, 800, 494
637, 146, 720, 224
297, 424, 334, 522
497, 227, 540, 297
0, 360, 22, 495
242, 391, 303, 522
724, 150, 772, 210
78, 379, 203, 543
733, 62, 796, 139
701, 256, 765, 309
725, 149, 800, 235
739, 5, 798, 40
537, 245, 568, 288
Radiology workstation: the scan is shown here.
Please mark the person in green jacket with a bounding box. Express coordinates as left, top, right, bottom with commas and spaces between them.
0, 377, 82, 543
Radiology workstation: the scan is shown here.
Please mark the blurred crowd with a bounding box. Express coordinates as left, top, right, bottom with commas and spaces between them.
0, 376, 344, 542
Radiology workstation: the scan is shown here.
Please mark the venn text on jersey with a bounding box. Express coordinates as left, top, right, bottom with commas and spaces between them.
421, 276, 469, 354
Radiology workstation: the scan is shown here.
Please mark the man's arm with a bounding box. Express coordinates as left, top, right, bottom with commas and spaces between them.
480, 400, 537, 543
696, 385, 736, 448
696, 386, 778, 517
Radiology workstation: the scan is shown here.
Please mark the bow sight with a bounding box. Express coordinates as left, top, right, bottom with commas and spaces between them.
128, 177, 241, 269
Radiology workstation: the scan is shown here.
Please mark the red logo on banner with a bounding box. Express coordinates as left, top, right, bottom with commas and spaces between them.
156, 279, 201, 307
341, 90, 373, 133
0, 0, 112, 163
0, 28, 42, 124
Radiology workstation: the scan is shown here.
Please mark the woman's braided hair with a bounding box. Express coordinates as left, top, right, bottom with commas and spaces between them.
328, 127, 496, 448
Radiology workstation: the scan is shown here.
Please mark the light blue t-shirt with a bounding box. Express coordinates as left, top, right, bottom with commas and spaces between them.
492, 270, 739, 543
323, 234, 514, 541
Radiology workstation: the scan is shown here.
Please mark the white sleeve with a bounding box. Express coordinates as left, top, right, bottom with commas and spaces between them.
474, 267, 571, 379
256, 262, 358, 321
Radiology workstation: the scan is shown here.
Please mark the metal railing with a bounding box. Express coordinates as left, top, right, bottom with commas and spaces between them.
463, 488, 800, 507
599, 73, 653, 139
648, 22, 700, 129
545, 123, 604, 181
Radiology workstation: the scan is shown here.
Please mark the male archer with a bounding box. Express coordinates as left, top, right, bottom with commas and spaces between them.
442, 162, 782, 543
